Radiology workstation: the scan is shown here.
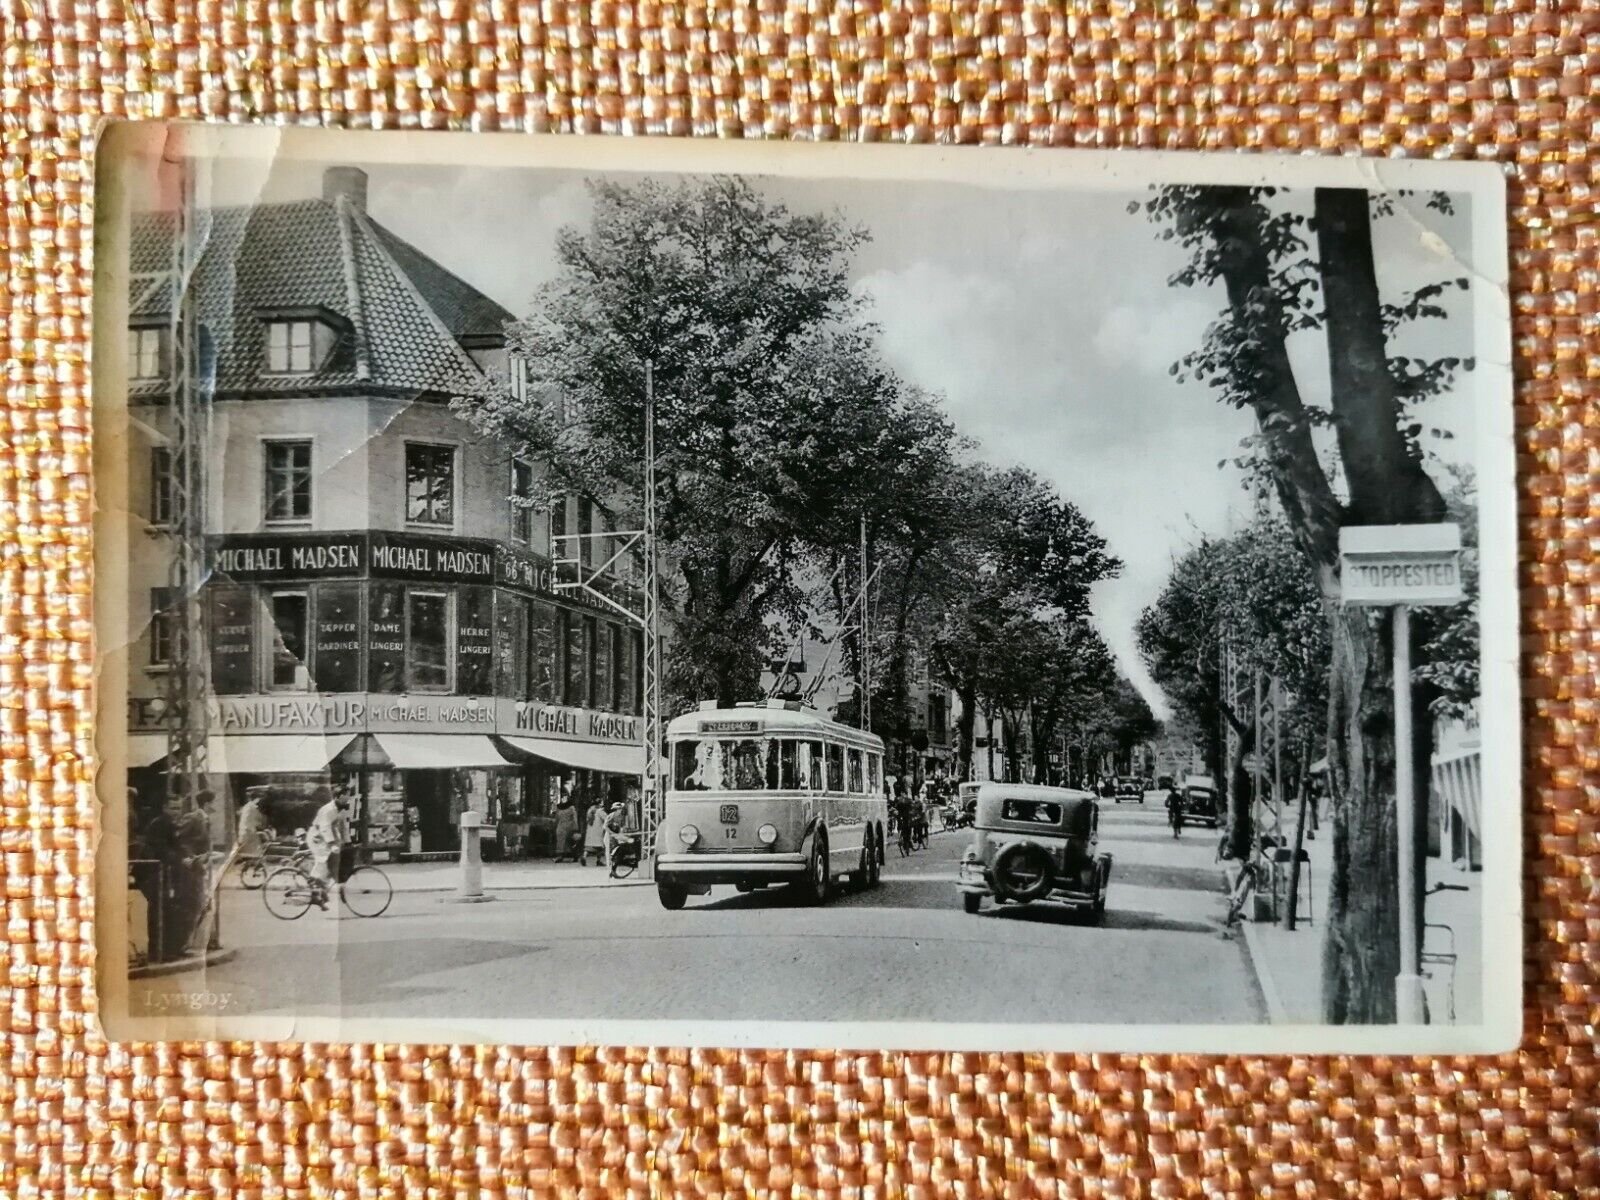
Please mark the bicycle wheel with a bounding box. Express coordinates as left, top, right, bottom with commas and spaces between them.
238, 858, 268, 890
341, 865, 393, 917
263, 867, 316, 920
610, 854, 637, 880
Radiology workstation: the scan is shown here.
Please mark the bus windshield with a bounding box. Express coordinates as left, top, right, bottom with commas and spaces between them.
671, 737, 821, 792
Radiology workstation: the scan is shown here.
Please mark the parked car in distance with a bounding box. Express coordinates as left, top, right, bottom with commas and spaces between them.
1156, 774, 1175, 791
957, 783, 1111, 921
1177, 774, 1222, 828
1113, 776, 1145, 803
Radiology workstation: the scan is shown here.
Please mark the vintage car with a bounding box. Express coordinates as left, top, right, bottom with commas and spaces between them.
1177, 774, 1222, 828
957, 783, 1112, 920
1112, 775, 1145, 803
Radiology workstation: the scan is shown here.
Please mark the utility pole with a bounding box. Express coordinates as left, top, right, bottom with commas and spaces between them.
549, 360, 663, 876
641, 362, 663, 877
163, 147, 215, 958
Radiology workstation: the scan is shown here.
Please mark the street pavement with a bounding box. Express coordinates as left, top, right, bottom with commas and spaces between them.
129, 794, 1265, 1027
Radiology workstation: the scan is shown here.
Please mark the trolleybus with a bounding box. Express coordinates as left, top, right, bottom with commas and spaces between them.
655, 700, 889, 910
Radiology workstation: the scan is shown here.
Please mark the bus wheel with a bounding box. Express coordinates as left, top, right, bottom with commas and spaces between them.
798, 835, 830, 905
657, 880, 688, 911
850, 838, 873, 891
868, 829, 882, 887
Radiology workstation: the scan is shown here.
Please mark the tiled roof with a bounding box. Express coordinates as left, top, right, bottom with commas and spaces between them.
127, 191, 515, 400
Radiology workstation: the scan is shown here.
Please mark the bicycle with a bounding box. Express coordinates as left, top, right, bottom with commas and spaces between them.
236, 837, 308, 890
263, 859, 393, 920
898, 815, 914, 858
1223, 858, 1265, 927
911, 816, 929, 852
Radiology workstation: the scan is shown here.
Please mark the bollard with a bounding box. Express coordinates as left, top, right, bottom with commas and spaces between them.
454, 811, 495, 904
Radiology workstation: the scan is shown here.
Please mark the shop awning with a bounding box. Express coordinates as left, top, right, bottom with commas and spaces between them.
366, 733, 513, 771
497, 735, 644, 776
206, 733, 355, 774
126, 734, 171, 769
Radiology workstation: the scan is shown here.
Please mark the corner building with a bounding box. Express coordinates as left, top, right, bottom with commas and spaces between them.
126, 167, 645, 858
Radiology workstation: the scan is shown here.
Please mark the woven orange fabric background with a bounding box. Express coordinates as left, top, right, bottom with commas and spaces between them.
2, 2, 1596, 1196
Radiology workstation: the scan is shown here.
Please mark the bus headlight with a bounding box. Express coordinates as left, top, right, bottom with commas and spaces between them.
757, 823, 779, 846
678, 824, 701, 847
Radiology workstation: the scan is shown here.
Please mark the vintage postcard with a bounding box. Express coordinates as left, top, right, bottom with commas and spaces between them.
93, 125, 1519, 1053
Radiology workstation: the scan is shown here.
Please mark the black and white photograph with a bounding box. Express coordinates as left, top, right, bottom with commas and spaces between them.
93, 127, 1517, 1052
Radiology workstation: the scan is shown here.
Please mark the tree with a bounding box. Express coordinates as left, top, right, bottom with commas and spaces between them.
926, 465, 1122, 781
458, 177, 919, 708
1136, 185, 1471, 1022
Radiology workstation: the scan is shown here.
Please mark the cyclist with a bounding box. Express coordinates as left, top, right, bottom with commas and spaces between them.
1165, 785, 1184, 838
305, 790, 351, 910
893, 782, 915, 856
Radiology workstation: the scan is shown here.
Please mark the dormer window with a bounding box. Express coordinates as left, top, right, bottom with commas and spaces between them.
128, 326, 167, 381
266, 320, 316, 374
259, 307, 349, 376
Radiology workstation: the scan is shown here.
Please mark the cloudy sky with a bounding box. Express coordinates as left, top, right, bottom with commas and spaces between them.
214, 155, 1478, 716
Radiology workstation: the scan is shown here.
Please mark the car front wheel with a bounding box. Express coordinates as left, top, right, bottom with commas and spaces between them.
962, 892, 982, 915
657, 880, 688, 910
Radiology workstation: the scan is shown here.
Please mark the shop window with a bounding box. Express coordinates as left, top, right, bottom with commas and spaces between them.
511, 459, 536, 544
584, 616, 602, 708
561, 610, 586, 707
529, 601, 555, 702
633, 628, 645, 715
404, 443, 456, 527
405, 591, 452, 692
266, 590, 311, 691
610, 625, 627, 713
149, 446, 174, 527
263, 439, 312, 524
128, 326, 166, 381
148, 587, 174, 667
847, 748, 864, 794
265, 319, 315, 374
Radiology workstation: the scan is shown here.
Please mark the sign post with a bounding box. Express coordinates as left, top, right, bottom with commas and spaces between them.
1339, 523, 1464, 1024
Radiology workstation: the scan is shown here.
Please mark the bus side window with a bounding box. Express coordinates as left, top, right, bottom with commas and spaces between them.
777, 740, 801, 790
826, 743, 844, 792
867, 753, 881, 794
803, 740, 824, 790
847, 749, 864, 793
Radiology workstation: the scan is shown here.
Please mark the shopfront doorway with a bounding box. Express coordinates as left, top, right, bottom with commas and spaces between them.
408, 769, 458, 854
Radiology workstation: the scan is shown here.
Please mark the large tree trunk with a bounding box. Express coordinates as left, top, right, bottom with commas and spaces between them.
954, 681, 977, 780
1315, 189, 1448, 527
1320, 599, 1400, 1023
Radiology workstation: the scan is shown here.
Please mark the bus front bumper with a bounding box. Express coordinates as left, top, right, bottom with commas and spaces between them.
656, 852, 807, 886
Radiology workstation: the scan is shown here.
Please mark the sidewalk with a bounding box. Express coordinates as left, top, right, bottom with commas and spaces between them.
384, 858, 652, 893
1240, 828, 1483, 1024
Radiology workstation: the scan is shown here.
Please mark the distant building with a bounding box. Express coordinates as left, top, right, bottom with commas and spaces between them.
124, 166, 644, 858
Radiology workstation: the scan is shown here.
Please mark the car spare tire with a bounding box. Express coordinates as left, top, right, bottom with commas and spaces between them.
990, 842, 1054, 903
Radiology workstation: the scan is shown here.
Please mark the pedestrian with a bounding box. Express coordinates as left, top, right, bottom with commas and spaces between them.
236, 792, 269, 858
1165, 785, 1184, 838
583, 799, 608, 867
553, 789, 579, 862
603, 801, 628, 869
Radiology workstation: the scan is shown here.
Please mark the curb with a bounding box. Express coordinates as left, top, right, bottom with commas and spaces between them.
1238, 919, 1291, 1024
129, 946, 239, 980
